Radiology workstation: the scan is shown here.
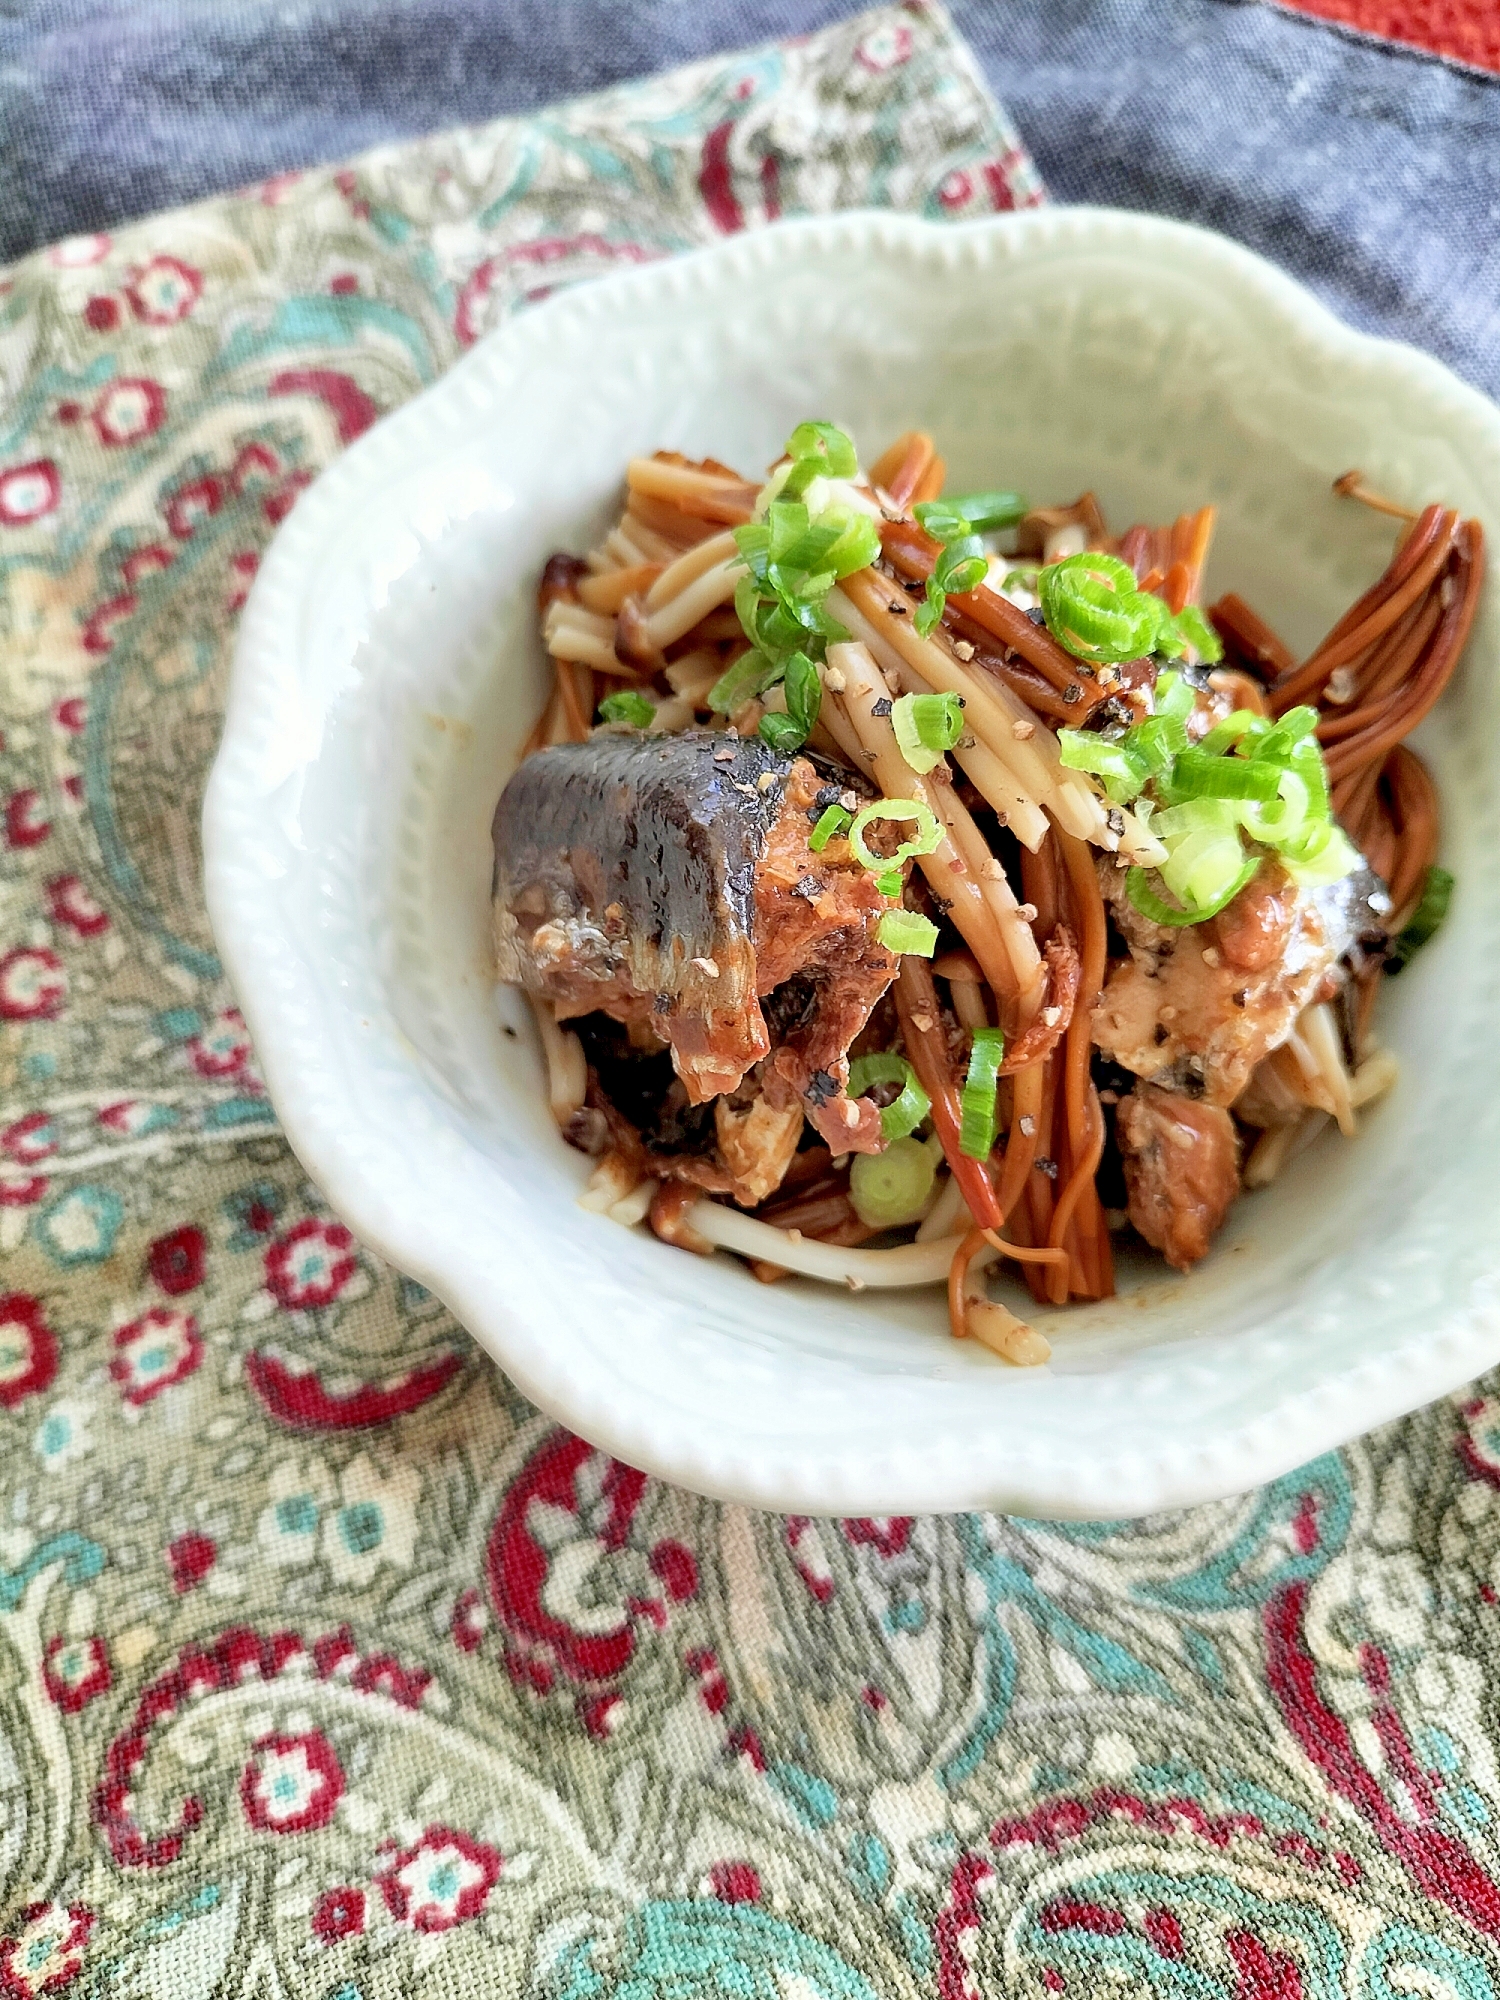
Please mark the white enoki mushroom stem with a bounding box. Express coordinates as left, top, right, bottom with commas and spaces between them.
831, 573, 1165, 864
577, 561, 664, 615
826, 642, 1043, 1019
685, 1202, 967, 1288
830, 579, 1058, 812
1288, 1001, 1357, 1138
645, 530, 739, 609
626, 457, 754, 507
967, 1298, 1051, 1366
607, 1178, 658, 1226
915, 1169, 973, 1242
543, 603, 622, 672
1350, 1047, 1398, 1108
1243, 1109, 1330, 1189
639, 555, 745, 651
577, 1150, 641, 1213
528, 994, 587, 1124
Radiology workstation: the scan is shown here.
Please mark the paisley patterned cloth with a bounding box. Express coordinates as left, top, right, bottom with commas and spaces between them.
0, 6, 1497, 1995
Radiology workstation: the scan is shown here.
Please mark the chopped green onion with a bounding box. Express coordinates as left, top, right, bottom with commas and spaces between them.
937, 552, 988, 597
913, 499, 972, 545
1159, 818, 1256, 912
944, 489, 1027, 534
847, 1053, 932, 1142
1128, 712, 1187, 777
1252, 706, 1319, 764
708, 651, 780, 715
1057, 728, 1149, 804
1001, 566, 1040, 593
1196, 710, 1268, 758
773, 648, 821, 748
909, 491, 1029, 635
1167, 603, 1224, 664
809, 803, 852, 851
597, 688, 654, 728
847, 798, 943, 875
849, 1137, 939, 1229
766, 504, 842, 573
785, 420, 858, 480
1126, 858, 1259, 928
1386, 865, 1454, 972
1278, 820, 1360, 888
733, 427, 873, 692
1165, 748, 1283, 802
959, 1027, 1005, 1160
822, 509, 881, 578
759, 711, 805, 753
1239, 769, 1311, 846
1152, 669, 1195, 724
1148, 797, 1240, 841
892, 691, 965, 774
878, 909, 939, 956
913, 528, 992, 637
913, 586, 945, 639
1038, 552, 1169, 663
1285, 735, 1331, 821
875, 869, 903, 897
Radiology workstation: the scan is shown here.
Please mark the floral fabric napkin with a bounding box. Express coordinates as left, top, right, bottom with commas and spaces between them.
0, 5, 1497, 1997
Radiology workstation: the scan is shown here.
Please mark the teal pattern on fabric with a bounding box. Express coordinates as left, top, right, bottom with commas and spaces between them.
552, 1902, 881, 2000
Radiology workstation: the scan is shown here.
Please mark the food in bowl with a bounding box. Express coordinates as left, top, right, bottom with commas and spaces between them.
490, 421, 1481, 1363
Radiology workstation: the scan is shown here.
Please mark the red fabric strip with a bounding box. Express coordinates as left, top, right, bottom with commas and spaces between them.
1276, 0, 1500, 73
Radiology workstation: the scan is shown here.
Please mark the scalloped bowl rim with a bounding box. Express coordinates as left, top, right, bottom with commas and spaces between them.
203, 208, 1500, 1518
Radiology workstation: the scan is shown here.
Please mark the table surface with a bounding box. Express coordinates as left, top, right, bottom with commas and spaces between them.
3, 0, 1500, 400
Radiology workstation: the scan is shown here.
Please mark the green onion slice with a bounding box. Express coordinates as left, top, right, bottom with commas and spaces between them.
847, 1053, 932, 1143
959, 1026, 1006, 1160
878, 909, 939, 957
1126, 859, 1260, 928
1128, 712, 1187, 777
708, 650, 779, 715
759, 711, 805, 753
809, 803, 852, 851
913, 583, 946, 638
1168, 603, 1224, 664
597, 688, 654, 728
892, 691, 965, 774
944, 489, 1027, 534
822, 510, 881, 579
1165, 748, 1283, 803
785, 421, 858, 479
937, 552, 988, 598
1252, 706, 1320, 765
849, 1137, 940, 1230
1152, 669, 1195, 723
847, 797, 942, 875
1277, 820, 1360, 888
1386, 865, 1454, 972
1196, 710, 1268, 758
1057, 728, 1149, 804
1038, 552, 1169, 664
913, 499, 972, 545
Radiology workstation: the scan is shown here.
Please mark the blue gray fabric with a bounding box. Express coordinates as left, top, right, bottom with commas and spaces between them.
2, 1, 1498, 396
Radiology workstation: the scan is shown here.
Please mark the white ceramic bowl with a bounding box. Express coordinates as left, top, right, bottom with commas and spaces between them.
203, 209, 1500, 1519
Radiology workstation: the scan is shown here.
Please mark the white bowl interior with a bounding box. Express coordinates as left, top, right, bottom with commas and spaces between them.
209, 213, 1500, 1516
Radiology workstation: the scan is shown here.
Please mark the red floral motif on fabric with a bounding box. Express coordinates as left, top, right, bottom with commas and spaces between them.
377, 1825, 501, 1931
0, 1296, 59, 1409
240, 1731, 345, 1834
42, 1637, 112, 1715
109, 1308, 203, 1406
